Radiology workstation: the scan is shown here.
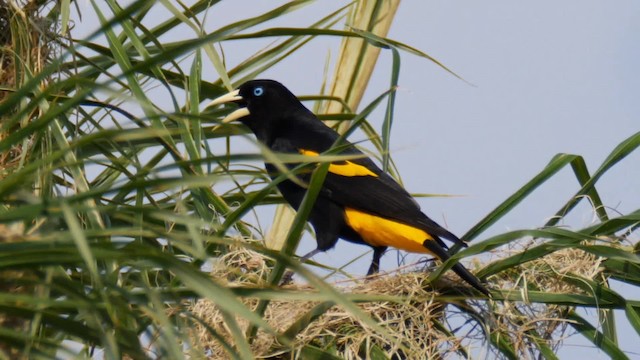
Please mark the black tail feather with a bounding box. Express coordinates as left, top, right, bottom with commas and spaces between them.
450, 262, 491, 297
423, 239, 490, 297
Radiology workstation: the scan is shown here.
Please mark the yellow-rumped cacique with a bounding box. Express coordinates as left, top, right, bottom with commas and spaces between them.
210, 79, 489, 296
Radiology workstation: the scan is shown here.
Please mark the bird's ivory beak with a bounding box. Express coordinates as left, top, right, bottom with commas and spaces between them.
208, 89, 242, 106
208, 89, 250, 123
221, 107, 250, 123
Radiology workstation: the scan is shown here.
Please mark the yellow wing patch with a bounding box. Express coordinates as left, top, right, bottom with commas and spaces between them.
344, 207, 435, 254
299, 149, 378, 177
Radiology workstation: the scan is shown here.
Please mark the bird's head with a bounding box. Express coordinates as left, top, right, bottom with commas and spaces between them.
209, 80, 302, 139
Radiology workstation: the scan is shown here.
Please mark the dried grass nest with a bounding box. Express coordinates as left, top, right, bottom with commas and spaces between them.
185, 238, 603, 359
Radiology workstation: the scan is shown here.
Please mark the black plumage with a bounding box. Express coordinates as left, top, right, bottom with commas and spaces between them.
210, 79, 489, 296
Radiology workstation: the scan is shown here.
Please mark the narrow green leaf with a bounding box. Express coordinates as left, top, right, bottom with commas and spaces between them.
281, 301, 335, 341
567, 310, 629, 360
624, 304, 640, 338
300, 345, 344, 360
489, 330, 519, 360
60, 0, 71, 34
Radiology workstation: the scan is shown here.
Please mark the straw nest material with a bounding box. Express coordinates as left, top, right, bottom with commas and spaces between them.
184, 235, 603, 359
487, 238, 604, 358
188, 242, 453, 359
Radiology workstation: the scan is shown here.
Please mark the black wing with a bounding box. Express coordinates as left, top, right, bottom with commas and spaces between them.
323, 155, 464, 247
274, 117, 465, 248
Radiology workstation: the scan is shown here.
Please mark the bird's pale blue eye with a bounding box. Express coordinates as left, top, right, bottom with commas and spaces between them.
253, 87, 264, 96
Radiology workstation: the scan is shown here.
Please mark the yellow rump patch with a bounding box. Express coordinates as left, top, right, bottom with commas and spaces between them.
344, 207, 434, 254
299, 149, 378, 177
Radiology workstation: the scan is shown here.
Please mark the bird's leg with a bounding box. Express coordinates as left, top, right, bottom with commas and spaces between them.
366, 247, 386, 276
280, 248, 322, 285
299, 248, 322, 264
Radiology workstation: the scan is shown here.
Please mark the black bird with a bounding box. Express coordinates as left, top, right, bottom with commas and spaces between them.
210, 79, 489, 296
